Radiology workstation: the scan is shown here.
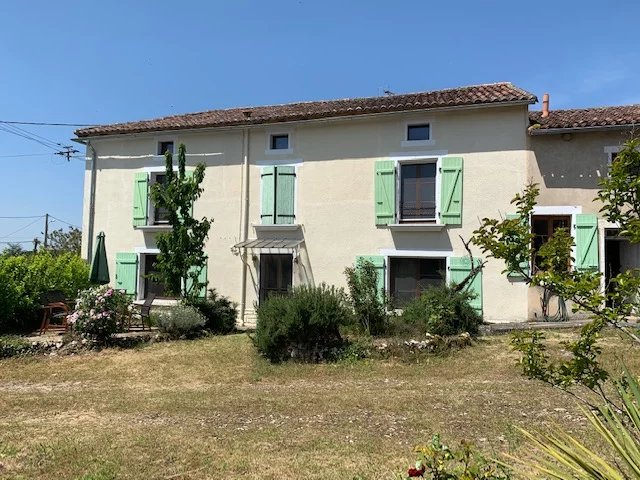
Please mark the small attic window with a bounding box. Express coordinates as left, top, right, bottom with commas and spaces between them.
407, 124, 430, 142
158, 141, 174, 155
270, 134, 289, 150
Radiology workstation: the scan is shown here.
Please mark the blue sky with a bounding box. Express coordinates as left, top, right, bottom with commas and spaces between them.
0, 0, 638, 247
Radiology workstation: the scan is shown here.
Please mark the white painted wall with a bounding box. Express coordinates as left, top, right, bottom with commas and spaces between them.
81, 105, 533, 324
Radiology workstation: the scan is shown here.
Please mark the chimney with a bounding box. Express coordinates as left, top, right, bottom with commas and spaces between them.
542, 93, 550, 118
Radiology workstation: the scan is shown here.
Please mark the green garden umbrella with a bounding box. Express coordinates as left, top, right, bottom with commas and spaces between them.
89, 231, 110, 285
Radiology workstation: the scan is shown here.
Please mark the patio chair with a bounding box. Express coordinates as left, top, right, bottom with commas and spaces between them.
130, 293, 155, 331
38, 290, 72, 335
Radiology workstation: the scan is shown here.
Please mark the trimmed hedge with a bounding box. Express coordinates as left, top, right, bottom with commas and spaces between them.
0, 251, 90, 333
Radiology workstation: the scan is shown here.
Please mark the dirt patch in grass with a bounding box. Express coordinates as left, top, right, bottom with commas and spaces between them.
0, 330, 636, 479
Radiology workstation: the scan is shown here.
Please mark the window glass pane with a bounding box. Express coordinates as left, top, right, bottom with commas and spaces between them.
144, 254, 172, 298
390, 257, 445, 306
407, 124, 430, 141
532, 215, 571, 270
401, 163, 436, 220
153, 174, 170, 223
271, 134, 289, 150
158, 141, 174, 155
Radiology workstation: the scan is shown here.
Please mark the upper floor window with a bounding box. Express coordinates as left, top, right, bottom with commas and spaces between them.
270, 134, 289, 150
406, 123, 430, 142
400, 162, 437, 222
158, 141, 174, 155
151, 174, 170, 224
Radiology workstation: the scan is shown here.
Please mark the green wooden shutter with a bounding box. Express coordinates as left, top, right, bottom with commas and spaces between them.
133, 172, 149, 227
261, 166, 276, 225
374, 160, 396, 225
115, 253, 138, 296
575, 213, 599, 271
356, 255, 385, 301
449, 256, 483, 315
440, 157, 463, 225
506, 213, 530, 278
275, 166, 296, 224
187, 259, 208, 298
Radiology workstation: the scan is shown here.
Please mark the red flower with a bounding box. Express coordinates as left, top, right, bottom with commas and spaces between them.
407, 466, 425, 477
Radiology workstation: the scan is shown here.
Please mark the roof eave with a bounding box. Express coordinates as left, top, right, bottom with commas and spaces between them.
75, 99, 535, 140
529, 124, 638, 135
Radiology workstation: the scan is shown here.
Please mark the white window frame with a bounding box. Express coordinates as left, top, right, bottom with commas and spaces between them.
395, 156, 441, 223
132, 248, 159, 301
380, 250, 453, 300
265, 129, 293, 155
401, 119, 435, 147
140, 166, 188, 227
605, 145, 620, 167
530, 205, 582, 270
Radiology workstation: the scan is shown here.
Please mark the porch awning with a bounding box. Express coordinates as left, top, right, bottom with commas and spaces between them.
233, 238, 303, 250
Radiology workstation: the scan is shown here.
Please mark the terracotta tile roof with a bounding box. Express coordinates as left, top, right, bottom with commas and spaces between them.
529, 105, 640, 132
76, 82, 536, 138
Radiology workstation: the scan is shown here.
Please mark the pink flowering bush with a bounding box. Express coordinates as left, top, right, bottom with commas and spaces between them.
67, 285, 130, 341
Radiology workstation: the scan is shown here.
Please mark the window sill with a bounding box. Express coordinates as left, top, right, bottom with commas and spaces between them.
264, 148, 293, 155
388, 223, 445, 231
253, 224, 301, 232
135, 225, 172, 232
133, 298, 179, 306
401, 139, 435, 148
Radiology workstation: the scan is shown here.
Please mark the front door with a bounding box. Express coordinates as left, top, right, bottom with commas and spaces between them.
144, 254, 173, 299
259, 254, 293, 304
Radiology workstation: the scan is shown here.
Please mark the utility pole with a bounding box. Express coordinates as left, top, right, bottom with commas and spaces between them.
55, 146, 79, 162
43, 213, 49, 249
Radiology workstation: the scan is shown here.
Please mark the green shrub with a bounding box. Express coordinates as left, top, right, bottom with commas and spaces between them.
156, 304, 206, 337
0, 336, 34, 358
254, 283, 352, 362
0, 251, 90, 333
344, 259, 387, 335
189, 288, 237, 334
68, 285, 130, 342
401, 285, 482, 336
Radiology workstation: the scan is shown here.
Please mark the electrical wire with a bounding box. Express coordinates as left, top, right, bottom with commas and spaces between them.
0, 217, 44, 239
0, 120, 96, 127
0, 124, 61, 151
49, 216, 80, 229
0, 152, 54, 158
0, 215, 45, 219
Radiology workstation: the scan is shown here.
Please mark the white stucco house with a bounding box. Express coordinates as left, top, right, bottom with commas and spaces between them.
72, 82, 640, 324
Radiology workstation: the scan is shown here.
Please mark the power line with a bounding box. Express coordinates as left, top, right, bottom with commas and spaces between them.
0, 120, 96, 127
0, 152, 54, 158
0, 217, 44, 239
0, 240, 34, 244
0, 215, 45, 219
0, 123, 61, 151
49, 215, 80, 229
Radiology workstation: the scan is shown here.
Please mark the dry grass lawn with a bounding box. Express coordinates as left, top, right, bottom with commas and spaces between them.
0, 330, 638, 479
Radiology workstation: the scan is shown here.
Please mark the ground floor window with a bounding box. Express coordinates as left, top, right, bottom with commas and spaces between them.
389, 257, 446, 306
259, 254, 293, 304
531, 215, 571, 270
142, 254, 173, 299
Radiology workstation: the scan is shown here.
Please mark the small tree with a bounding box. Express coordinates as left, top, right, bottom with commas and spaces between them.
2, 243, 25, 257
471, 138, 640, 401
48, 226, 82, 255
344, 259, 387, 335
150, 144, 212, 302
